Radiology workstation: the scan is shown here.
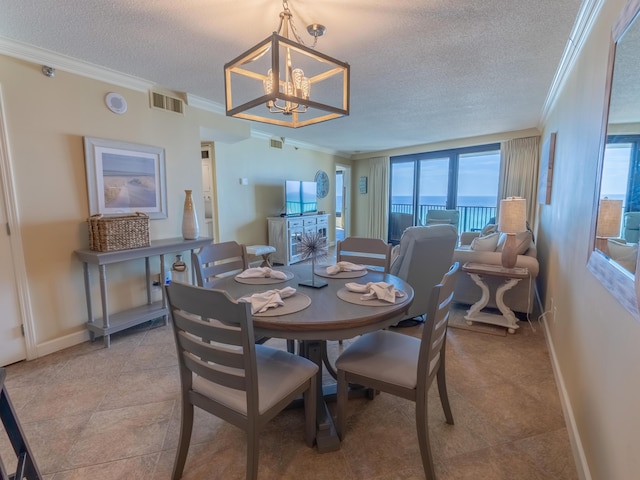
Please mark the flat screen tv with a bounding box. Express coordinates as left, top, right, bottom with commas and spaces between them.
285, 180, 318, 216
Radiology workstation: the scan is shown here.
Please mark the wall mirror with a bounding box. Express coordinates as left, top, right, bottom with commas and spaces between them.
588, 0, 640, 318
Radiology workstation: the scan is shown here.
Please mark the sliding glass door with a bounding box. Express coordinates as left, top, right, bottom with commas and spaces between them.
389, 144, 500, 243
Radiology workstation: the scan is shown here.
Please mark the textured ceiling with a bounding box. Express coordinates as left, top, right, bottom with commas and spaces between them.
0, 0, 584, 156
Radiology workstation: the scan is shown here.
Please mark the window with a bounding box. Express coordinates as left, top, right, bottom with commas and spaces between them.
389, 144, 500, 243
604, 135, 640, 211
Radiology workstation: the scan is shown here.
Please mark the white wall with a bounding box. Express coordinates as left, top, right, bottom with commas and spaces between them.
538, 0, 640, 478
0, 54, 341, 353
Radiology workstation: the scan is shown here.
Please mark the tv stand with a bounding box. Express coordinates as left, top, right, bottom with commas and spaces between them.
268, 214, 329, 265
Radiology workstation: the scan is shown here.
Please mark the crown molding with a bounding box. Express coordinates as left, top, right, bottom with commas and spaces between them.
0, 36, 153, 92
540, 0, 607, 124
0, 36, 349, 157
250, 128, 348, 158
185, 93, 226, 114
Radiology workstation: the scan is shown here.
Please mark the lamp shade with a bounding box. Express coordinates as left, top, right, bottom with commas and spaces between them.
596, 198, 623, 237
498, 197, 527, 234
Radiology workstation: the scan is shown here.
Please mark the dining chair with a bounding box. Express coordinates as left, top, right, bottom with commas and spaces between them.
336, 262, 460, 480
336, 236, 392, 273
192, 241, 296, 353
390, 224, 458, 326
1, 368, 42, 480
165, 281, 318, 480
192, 241, 249, 288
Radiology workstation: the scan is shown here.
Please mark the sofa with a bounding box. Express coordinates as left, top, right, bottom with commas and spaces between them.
451, 228, 539, 314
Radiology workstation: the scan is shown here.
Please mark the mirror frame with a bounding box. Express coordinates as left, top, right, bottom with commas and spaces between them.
587, 0, 640, 318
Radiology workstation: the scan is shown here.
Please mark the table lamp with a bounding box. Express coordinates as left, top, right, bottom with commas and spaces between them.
498, 197, 527, 269
596, 198, 622, 237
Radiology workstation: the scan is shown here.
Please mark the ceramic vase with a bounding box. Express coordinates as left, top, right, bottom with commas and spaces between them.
181, 190, 199, 240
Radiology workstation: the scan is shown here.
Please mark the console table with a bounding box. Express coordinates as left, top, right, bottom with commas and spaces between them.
461, 262, 529, 334
75, 237, 212, 347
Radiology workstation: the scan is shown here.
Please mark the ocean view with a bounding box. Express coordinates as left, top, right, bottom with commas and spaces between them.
390, 195, 497, 207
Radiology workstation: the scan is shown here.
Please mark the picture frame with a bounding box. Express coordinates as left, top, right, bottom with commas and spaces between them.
84, 136, 167, 219
359, 176, 368, 194
538, 132, 557, 205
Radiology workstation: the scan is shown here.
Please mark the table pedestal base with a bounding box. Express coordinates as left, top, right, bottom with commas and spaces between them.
464, 273, 521, 334
300, 340, 341, 452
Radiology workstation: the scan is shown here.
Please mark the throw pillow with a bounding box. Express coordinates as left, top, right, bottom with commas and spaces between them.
470, 232, 500, 251
607, 239, 638, 273
480, 223, 498, 236
496, 231, 532, 255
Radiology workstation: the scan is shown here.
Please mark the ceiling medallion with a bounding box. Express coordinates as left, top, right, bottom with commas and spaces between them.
224, 0, 350, 128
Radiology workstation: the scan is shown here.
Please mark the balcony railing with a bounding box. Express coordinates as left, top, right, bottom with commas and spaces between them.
389, 203, 497, 243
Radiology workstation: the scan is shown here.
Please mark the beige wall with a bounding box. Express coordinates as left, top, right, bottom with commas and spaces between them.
538, 0, 640, 478
0, 54, 341, 352
212, 137, 337, 245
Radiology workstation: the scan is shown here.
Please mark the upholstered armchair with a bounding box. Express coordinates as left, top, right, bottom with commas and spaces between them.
389, 224, 458, 322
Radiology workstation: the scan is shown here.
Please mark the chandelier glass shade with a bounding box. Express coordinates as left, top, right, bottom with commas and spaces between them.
224, 7, 350, 128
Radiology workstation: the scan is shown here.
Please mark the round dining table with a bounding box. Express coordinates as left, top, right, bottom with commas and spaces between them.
211, 263, 414, 452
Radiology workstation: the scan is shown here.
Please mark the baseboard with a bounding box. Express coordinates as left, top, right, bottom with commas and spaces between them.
542, 317, 592, 480
35, 329, 90, 358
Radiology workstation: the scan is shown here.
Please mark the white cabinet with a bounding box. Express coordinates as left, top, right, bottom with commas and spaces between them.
268, 214, 329, 265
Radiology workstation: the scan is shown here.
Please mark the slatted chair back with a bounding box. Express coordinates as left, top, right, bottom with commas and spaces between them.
336, 237, 392, 273
335, 262, 460, 480
417, 262, 459, 400
192, 241, 248, 288
165, 281, 317, 480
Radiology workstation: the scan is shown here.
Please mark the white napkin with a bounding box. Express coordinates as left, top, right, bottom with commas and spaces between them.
236, 267, 287, 280
239, 287, 297, 314
326, 261, 367, 275
344, 282, 405, 304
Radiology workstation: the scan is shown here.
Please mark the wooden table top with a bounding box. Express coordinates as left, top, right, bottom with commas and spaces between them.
211, 264, 414, 341
462, 262, 529, 279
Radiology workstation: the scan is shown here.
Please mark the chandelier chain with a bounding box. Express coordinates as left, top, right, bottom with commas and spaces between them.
280, 0, 318, 49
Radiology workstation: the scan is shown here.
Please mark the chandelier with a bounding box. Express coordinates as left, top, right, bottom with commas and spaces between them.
224, 0, 350, 128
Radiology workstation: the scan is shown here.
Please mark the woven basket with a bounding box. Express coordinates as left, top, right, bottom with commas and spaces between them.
88, 213, 150, 252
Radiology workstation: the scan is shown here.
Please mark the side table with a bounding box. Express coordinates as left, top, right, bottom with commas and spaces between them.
461, 262, 529, 334
75, 237, 212, 347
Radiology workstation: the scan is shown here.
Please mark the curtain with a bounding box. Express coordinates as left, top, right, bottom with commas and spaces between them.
499, 136, 541, 225
366, 156, 390, 239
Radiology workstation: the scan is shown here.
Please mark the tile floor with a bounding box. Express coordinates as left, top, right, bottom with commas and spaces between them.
0, 305, 578, 480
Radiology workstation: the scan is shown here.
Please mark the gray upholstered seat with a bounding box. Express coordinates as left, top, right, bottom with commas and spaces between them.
336, 263, 459, 480
389, 224, 458, 322
166, 282, 317, 480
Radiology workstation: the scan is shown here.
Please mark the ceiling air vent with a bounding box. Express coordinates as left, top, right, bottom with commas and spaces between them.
150, 90, 185, 114
270, 138, 283, 149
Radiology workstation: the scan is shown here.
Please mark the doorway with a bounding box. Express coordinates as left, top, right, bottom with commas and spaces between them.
336, 165, 350, 243
201, 142, 217, 241
0, 89, 27, 366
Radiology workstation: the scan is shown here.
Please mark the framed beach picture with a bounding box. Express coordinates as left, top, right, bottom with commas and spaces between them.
84, 137, 167, 219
